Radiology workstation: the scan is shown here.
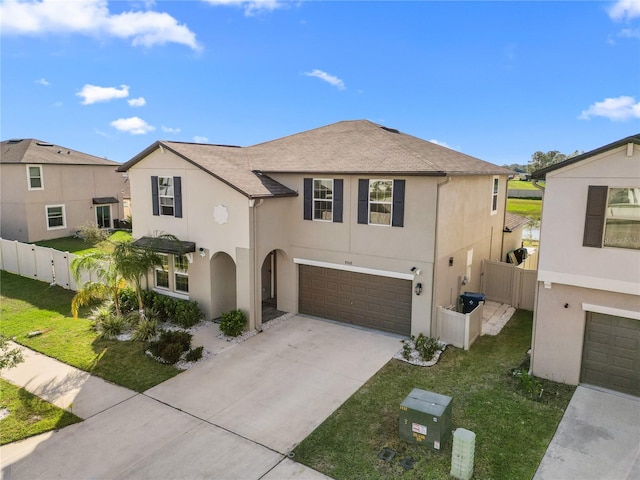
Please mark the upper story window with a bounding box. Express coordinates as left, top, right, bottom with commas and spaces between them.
491, 177, 499, 214
584, 185, 640, 250
604, 187, 640, 250
159, 177, 175, 216
27, 165, 43, 190
46, 204, 65, 230
151, 176, 182, 218
357, 178, 405, 227
303, 178, 343, 223
369, 180, 393, 225
313, 179, 333, 221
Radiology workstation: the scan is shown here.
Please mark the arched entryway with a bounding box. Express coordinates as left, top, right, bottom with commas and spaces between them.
260, 249, 288, 323
210, 251, 236, 320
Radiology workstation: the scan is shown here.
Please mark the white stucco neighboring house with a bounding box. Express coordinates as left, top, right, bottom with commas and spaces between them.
530, 133, 640, 396
118, 120, 513, 338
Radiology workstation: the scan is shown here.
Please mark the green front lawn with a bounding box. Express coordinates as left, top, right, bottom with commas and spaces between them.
508, 179, 541, 191
0, 270, 179, 392
294, 311, 574, 480
34, 230, 132, 255
0, 379, 82, 445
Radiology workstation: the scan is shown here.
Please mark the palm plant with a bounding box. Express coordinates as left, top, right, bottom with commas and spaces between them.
71, 252, 126, 318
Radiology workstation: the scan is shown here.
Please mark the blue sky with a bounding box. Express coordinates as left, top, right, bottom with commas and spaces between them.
1, 0, 639, 166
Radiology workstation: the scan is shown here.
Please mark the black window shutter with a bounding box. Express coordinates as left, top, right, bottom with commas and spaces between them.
583, 185, 607, 247
392, 179, 405, 227
151, 176, 159, 216
358, 179, 369, 224
303, 178, 313, 220
333, 179, 343, 223
173, 176, 182, 218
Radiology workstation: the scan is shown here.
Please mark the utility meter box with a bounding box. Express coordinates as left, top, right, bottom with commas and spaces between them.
399, 388, 452, 450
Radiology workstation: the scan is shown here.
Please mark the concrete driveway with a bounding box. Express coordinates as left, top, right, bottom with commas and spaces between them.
1, 315, 402, 479
534, 385, 640, 480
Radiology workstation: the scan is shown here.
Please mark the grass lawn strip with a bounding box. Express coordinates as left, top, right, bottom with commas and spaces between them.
0, 378, 82, 445
507, 198, 542, 220
34, 230, 131, 255
0, 270, 179, 392
293, 311, 575, 480
508, 179, 541, 191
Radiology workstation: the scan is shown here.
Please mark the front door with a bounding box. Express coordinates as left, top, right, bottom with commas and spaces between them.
96, 205, 111, 229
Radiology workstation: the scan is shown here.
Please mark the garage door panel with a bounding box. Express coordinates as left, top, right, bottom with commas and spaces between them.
299, 265, 412, 335
581, 312, 640, 396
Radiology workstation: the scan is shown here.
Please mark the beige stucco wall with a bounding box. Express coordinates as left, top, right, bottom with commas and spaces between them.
433, 175, 508, 316
128, 148, 253, 322
532, 142, 640, 384
532, 283, 640, 384
537, 145, 640, 290
1, 163, 126, 243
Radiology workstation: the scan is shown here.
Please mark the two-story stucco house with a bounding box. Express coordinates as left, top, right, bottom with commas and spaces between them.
118, 120, 513, 337
530, 134, 640, 396
1, 139, 127, 243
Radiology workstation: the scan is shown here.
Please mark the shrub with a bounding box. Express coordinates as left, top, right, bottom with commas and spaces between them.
97, 315, 126, 340
77, 223, 110, 243
173, 299, 204, 328
413, 334, 441, 362
517, 369, 544, 399
185, 346, 204, 362
219, 309, 246, 337
131, 317, 157, 342
147, 330, 193, 364
118, 287, 138, 314
90, 302, 115, 328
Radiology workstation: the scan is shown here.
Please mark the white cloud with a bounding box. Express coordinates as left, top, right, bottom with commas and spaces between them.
429, 139, 461, 151
193, 136, 209, 143
608, 0, 640, 21
77, 84, 129, 105
619, 27, 640, 38
304, 69, 346, 90
202, 0, 284, 16
0, 0, 200, 50
110, 116, 155, 135
579, 96, 640, 121
162, 126, 181, 133
128, 97, 146, 107
35, 77, 49, 86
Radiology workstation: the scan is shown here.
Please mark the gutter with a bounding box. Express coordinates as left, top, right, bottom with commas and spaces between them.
529, 178, 545, 376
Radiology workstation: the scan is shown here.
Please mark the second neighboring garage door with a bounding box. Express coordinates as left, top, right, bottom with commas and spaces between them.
299, 265, 412, 336
581, 312, 640, 396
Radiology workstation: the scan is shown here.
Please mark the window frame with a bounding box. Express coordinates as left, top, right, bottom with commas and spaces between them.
95, 204, 112, 229
27, 165, 44, 191
368, 179, 394, 226
154, 254, 170, 289
45, 204, 66, 230
603, 187, 640, 250
312, 178, 334, 222
158, 176, 175, 216
173, 254, 189, 293
491, 176, 499, 215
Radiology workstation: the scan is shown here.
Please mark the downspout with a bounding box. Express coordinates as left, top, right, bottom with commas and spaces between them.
431, 176, 451, 336
498, 175, 513, 265
529, 178, 545, 374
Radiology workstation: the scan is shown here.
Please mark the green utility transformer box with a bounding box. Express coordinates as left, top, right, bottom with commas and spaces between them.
399, 388, 453, 450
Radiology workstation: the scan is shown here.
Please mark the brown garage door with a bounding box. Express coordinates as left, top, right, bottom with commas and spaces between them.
299, 265, 412, 335
581, 312, 640, 396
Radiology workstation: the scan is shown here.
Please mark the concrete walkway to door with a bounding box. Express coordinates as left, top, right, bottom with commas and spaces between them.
1, 315, 402, 479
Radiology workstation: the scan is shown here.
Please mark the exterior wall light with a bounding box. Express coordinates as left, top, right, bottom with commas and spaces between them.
415, 282, 423, 295
199, 247, 206, 258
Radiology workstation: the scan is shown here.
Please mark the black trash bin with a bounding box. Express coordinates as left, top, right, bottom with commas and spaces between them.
460, 292, 486, 314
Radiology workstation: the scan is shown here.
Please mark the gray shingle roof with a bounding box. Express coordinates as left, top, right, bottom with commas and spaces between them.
504, 212, 530, 232
119, 120, 514, 198
0, 139, 121, 166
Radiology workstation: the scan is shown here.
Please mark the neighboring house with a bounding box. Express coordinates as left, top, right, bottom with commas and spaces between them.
0, 139, 127, 243
118, 120, 513, 337
530, 134, 640, 396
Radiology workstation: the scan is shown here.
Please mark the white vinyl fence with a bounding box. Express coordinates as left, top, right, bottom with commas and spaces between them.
0, 239, 96, 291
435, 303, 483, 350
482, 259, 537, 310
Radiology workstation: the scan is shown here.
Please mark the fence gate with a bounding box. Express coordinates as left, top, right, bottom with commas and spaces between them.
482, 260, 536, 310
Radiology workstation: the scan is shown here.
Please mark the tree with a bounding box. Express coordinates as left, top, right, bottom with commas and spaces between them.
527, 149, 584, 174
70, 252, 126, 318
0, 336, 24, 370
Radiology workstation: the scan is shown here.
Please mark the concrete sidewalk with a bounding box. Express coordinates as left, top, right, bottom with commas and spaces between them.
1, 342, 136, 419
534, 385, 640, 480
